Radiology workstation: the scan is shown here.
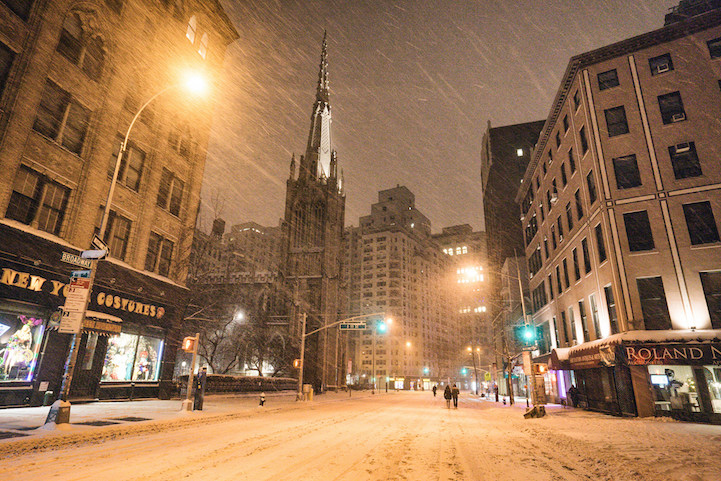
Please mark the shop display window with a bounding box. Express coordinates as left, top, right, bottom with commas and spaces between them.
101, 332, 163, 382
703, 366, 721, 414
648, 365, 700, 413
0, 313, 44, 382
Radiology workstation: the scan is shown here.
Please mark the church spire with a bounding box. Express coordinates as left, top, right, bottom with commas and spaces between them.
316, 30, 329, 103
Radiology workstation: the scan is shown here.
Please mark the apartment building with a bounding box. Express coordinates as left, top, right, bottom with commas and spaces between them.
517, 8, 721, 422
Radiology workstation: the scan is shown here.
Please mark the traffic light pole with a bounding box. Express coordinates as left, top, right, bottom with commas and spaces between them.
181, 332, 199, 411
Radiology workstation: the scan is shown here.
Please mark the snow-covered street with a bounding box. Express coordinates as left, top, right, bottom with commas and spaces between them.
1, 391, 720, 481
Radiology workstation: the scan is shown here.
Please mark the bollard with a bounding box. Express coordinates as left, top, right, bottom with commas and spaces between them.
43, 390, 55, 406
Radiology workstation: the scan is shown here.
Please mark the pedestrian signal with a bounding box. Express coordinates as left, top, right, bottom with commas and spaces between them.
181, 336, 196, 352
532, 363, 548, 375
293, 359, 302, 369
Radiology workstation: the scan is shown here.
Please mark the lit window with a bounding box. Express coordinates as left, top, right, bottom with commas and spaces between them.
462, 246, 468, 254
186, 15, 197, 44
516, 148, 523, 157
198, 33, 208, 59
456, 247, 461, 255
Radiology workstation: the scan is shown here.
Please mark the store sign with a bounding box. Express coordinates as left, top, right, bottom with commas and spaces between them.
624, 343, 721, 366
1, 267, 69, 299
82, 318, 121, 335
94, 291, 165, 319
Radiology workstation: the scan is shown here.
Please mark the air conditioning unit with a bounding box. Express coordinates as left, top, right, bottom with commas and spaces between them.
550, 193, 558, 204
675, 142, 690, 153
671, 112, 686, 122
656, 63, 670, 74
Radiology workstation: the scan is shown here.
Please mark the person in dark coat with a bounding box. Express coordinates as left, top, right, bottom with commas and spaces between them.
443, 385, 452, 408
432, 385, 437, 397
451, 383, 460, 408
567, 385, 579, 407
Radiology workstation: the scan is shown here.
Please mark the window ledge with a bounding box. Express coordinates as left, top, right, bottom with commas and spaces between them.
627, 249, 659, 256
689, 242, 721, 251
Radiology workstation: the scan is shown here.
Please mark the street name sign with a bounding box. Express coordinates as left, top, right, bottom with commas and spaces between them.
340, 323, 367, 330
91, 234, 108, 252
61, 251, 92, 269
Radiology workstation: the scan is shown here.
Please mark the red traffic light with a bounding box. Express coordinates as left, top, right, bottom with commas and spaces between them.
181, 336, 196, 352
293, 359, 302, 369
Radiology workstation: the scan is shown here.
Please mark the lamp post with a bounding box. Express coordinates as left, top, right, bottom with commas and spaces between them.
371, 318, 390, 395
46, 72, 207, 425
467, 346, 479, 395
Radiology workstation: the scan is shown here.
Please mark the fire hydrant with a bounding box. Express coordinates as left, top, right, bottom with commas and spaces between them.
259, 392, 266, 406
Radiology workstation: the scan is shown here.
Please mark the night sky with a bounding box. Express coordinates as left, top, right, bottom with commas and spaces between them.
201, 0, 678, 233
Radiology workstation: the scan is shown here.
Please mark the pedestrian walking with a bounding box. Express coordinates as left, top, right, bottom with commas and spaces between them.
443, 385, 452, 408
432, 385, 437, 397
567, 385, 579, 408
451, 383, 460, 408
494, 383, 499, 402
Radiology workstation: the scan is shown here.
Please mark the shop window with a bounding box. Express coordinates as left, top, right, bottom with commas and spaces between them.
624, 210, 654, 252
582, 238, 592, 274
612, 154, 641, 189
669, 142, 702, 179
56, 13, 105, 80
145, 232, 174, 276
700, 271, 721, 329
156, 168, 185, 216
108, 135, 146, 192
648, 365, 700, 413
658, 91, 686, 124
597, 69, 619, 90
33, 80, 91, 155
0, 313, 44, 382
595, 224, 607, 263
605, 106, 629, 137
649, 53, 673, 76
683, 201, 720, 245
604, 285, 618, 334
637, 277, 671, 330
102, 332, 163, 381
708, 37, 721, 59
703, 366, 721, 413
578, 300, 589, 342
6, 165, 70, 235
0, 41, 15, 99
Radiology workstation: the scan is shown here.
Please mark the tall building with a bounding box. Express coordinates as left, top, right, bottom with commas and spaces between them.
280, 33, 345, 390
516, 7, 721, 422
225, 221, 282, 280
0, 0, 237, 405
343, 186, 460, 389
432, 225, 490, 383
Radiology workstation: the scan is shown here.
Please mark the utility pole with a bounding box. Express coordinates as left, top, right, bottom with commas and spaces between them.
297, 313, 307, 400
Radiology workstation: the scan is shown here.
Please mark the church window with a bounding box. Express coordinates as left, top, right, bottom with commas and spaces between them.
186, 15, 197, 44
198, 33, 208, 59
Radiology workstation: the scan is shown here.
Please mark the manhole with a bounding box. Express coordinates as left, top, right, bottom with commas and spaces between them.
112, 417, 151, 422
72, 420, 120, 426
0, 431, 29, 439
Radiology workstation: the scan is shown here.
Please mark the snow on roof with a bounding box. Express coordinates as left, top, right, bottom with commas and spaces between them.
1, 219, 81, 251
569, 329, 721, 355
102, 256, 187, 290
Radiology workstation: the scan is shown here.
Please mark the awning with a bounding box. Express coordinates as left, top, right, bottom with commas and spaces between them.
83, 310, 123, 336
549, 348, 571, 370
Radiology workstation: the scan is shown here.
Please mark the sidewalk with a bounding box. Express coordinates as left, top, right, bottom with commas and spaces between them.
0, 389, 377, 441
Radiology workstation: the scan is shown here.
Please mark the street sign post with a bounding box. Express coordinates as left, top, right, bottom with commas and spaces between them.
71, 270, 92, 279
58, 278, 90, 334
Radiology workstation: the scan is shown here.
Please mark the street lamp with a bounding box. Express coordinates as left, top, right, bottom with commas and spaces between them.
467, 345, 480, 395
47, 72, 208, 425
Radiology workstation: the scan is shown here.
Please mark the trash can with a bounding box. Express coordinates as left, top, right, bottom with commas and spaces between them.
43, 390, 54, 406
302, 383, 313, 401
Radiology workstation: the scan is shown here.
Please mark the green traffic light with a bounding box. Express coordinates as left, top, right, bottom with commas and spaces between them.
377, 322, 387, 333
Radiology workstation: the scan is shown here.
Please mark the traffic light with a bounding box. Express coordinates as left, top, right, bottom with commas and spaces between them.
461, 368, 468, 376
181, 336, 196, 352
377, 321, 387, 333
293, 358, 302, 369
514, 324, 544, 347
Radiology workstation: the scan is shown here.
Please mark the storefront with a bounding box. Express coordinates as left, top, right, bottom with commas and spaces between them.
0, 222, 188, 407
559, 330, 721, 423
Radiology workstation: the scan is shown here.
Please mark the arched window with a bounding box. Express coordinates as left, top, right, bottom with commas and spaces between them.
198, 32, 208, 59
56, 12, 105, 81
186, 15, 196, 44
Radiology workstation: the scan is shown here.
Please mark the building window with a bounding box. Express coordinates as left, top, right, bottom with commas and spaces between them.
581, 238, 592, 274
168, 122, 194, 159
104, 0, 123, 13
0, 41, 15, 98
658, 91, 686, 124
548, 275, 554, 300
2, 0, 34, 20
604, 286, 619, 334
563, 114, 569, 133
156, 168, 184, 216
590, 293, 601, 339
198, 33, 209, 59
551, 225, 557, 249
103, 211, 132, 260
56, 13, 105, 80
578, 300, 589, 342
557, 215, 564, 240
573, 90, 581, 110
572, 248, 580, 281
668, 142, 702, 179
708, 37, 721, 59
624, 210, 655, 252
575, 189, 584, 219
561, 162, 568, 187
637, 277, 671, 330
108, 136, 146, 192
613, 154, 641, 189
560, 310, 569, 344
186, 15, 197, 43
568, 148, 576, 173
563, 258, 570, 289
649, 53, 673, 75
564, 204, 573, 233
543, 237, 549, 259
33, 80, 90, 155
145, 232, 174, 276
6, 165, 70, 235
683, 201, 720, 245
542, 161, 547, 176
517, 148, 523, 157
556, 265, 563, 293
586, 170, 597, 205
595, 224, 607, 263
568, 306, 577, 342
532, 284, 547, 312
579, 126, 589, 154
597, 69, 619, 90
605, 106, 629, 137
555, 131, 561, 149
700, 271, 721, 329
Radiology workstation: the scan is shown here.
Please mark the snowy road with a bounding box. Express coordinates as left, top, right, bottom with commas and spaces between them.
1, 391, 720, 481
